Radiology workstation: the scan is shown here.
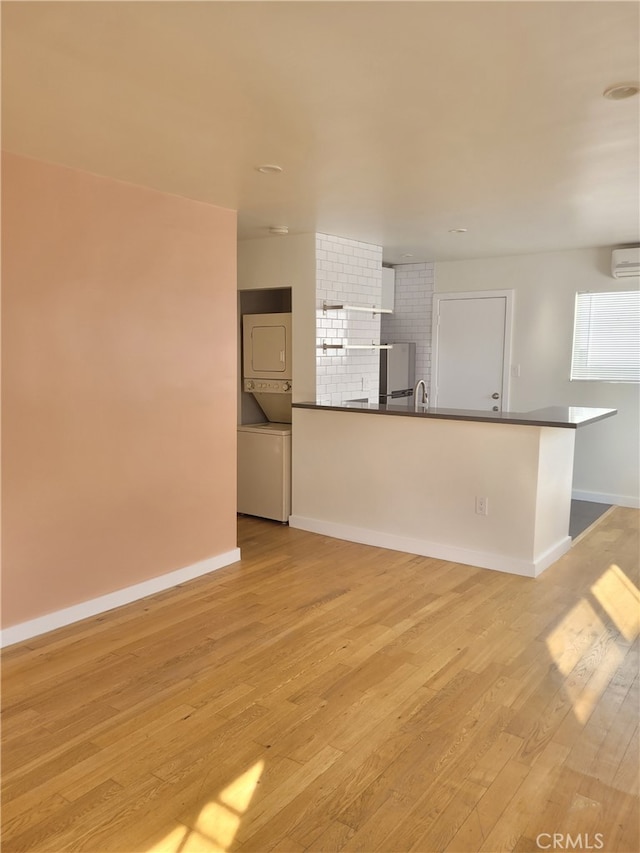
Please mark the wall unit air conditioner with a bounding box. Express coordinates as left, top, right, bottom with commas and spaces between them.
611, 247, 640, 278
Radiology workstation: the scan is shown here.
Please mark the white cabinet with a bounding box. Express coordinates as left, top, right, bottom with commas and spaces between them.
237, 423, 291, 521
381, 267, 395, 313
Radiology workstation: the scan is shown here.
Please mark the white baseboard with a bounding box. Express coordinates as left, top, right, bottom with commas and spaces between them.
0, 548, 241, 649
289, 515, 568, 579
572, 489, 640, 509
534, 537, 572, 577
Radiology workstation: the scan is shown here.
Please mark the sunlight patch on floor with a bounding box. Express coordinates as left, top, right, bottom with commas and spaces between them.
218, 759, 264, 813
144, 759, 265, 853
565, 643, 624, 724
144, 824, 220, 853
591, 564, 640, 642
544, 596, 624, 724
545, 599, 604, 676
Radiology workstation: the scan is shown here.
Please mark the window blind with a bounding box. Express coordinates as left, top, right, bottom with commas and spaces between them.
571, 290, 640, 382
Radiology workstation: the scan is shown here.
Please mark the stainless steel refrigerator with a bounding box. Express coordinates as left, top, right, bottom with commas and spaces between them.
379, 342, 416, 402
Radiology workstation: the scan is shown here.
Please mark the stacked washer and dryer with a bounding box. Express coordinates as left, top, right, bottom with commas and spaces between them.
238, 313, 292, 522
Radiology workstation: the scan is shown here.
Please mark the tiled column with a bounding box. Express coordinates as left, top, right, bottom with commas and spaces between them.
316, 234, 383, 404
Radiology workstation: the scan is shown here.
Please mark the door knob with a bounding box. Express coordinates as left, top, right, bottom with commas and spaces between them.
491, 392, 500, 399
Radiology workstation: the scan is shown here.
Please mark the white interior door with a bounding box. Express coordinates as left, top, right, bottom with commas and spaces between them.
432, 292, 512, 411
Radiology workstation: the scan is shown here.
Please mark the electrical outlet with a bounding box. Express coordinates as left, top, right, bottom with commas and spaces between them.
475, 496, 488, 516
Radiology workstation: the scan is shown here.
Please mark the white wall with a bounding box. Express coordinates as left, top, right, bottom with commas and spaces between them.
316, 234, 383, 404
381, 262, 435, 387
435, 248, 640, 506
291, 407, 574, 577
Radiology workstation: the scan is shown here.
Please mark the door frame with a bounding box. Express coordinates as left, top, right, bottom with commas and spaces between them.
430, 289, 515, 411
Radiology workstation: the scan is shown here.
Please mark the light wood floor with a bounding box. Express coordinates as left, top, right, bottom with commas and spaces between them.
2, 508, 639, 853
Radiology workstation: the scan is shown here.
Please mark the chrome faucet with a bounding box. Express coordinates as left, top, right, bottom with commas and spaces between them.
414, 379, 428, 410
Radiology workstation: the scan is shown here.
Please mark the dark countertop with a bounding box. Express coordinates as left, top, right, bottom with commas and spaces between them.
292, 400, 617, 429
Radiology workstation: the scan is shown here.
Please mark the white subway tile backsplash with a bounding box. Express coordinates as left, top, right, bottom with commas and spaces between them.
380, 261, 435, 389
316, 232, 383, 405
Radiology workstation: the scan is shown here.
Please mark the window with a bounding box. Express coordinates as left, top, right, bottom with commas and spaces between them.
571, 290, 640, 382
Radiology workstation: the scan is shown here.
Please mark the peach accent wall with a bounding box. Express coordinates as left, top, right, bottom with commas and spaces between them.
1, 152, 238, 628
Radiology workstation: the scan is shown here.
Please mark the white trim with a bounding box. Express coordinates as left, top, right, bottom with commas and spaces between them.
431, 289, 514, 411
289, 515, 569, 579
572, 489, 639, 509
533, 537, 573, 577
0, 548, 241, 649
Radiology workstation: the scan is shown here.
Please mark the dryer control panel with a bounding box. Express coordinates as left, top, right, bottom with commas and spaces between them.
244, 379, 292, 394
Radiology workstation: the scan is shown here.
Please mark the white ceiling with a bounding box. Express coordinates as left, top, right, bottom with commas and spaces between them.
2, 1, 639, 263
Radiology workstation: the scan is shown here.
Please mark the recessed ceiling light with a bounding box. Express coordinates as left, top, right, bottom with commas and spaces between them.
256, 164, 283, 174
402, 253, 414, 258
449, 228, 468, 234
268, 225, 289, 235
603, 83, 639, 100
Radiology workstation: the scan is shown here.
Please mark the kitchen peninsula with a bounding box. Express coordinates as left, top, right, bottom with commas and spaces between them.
290, 402, 616, 577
